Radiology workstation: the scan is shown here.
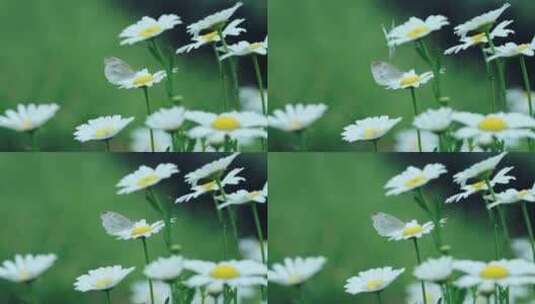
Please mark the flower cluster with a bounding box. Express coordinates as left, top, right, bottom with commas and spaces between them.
1, 2, 268, 152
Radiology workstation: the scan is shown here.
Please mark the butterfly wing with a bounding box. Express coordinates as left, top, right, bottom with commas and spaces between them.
370, 61, 403, 86
371, 212, 405, 237
104, 57, 136, 85
101, 211, 134, 235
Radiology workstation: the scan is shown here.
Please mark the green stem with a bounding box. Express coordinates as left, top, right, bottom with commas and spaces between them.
251, 55, 267, 116
104, 139, 110, 152
212, 193, 229, 259
28, 131, 38, 152
520, 56, 534, 151
218, 30, 240, 110
105, 290, 111, 304
297, 284, 305, 304
142, 88, 155, 152
413, 238, 427, 304
521, 202, 535, 262
213, 43, 229, 111
485, 179, 510, 248
485, 31, 507, 110
149, 39, 174, 100
27, 282, 38, 304
483, 180, 502, 258
376, 291, 384, 304
141, 238, 155, 304
372, 139, 378, 152
169, 131, 177, 152
417, 40, 443, 104
409, 88, 422, 152
251, 203, 266, 264
297, 131, 307, 151
147, 188, 172, 250
480, 45, 497, 112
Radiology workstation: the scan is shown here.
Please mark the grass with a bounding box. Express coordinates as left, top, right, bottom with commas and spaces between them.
0, 153, 266, 303
268, 0, 534, 151
0, 0, 261, 151
268, 153, 535, 303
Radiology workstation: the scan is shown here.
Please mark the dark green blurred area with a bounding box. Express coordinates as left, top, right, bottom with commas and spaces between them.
0, 0, 266, 151
268, 0, 535, 151
0, 153, 266, 303
268, 153, 535, 303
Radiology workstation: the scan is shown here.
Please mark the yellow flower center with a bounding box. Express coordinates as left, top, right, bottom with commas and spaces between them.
366, 279, 384, 290
94, 277, 114, 289
400, 74, 420, 87
131, 225, 152, 238
19, 268, 30, 281
133, 74, 154, 87
21, 119, 33, 130
363, 127, 380, 140
137, 173, 159, 188
403, 224, 424, 237
470, 33, 487, 44
407, 26, 430, 39
211, 116, 241, 131
139, 24, 162, 38
517, 44, 530, 53
288, 120, 303, 131
287, 274, 302, 285
210, 264, 240, 280
94, 126, 114, 139
519, 190, 530, 198
200, 180, 217, 191
201, 31, 219, 43
404, 175, 428, 188
478, 116, 508, 132
480, 264, 509, 279
471, 181, 487, 191
250, 42, 263, 50
248, 191, 262, 199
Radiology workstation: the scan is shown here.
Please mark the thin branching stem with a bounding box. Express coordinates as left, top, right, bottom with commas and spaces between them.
142, 87, 155, 152
409, 88, 422, 152
519, 56, 534, 151
141, 238, 155, 304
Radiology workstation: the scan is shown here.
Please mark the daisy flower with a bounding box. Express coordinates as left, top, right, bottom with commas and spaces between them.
130, 128, 173, 152
144, 256, 185, 282
344, 267, 405, 295
487, 37, 535, 62
219, 37, 268, 60
414, 256, 454, 283
385, 15, 449, 47
384, 163, 447, 196
145, 106, 187, 132
0, 103, 59, 132
74, 265, 135, 292
386, 70, 434, 90
239, 238, 268, 263
342, 116, 402, 142
186, 111, 267, 143
406, 282, 442, 304
217, 183, 268, 209
454, 259, 535, 289
269, 103, 327, 132
74, 115, 134, 142
117, 163, 179, 194
507, 88, 535, 114
453, 153, 507, 185
446, 167, 515, 203
186, 2, 243, 36
268, 256, 326, 286
445, 20, 514, 55
113, 219, 165, 240
117, 68, 167, 89
512, 239, 534, 262
185, 259, 267, 288
487, 184, 535, 209
240, 87, 267, 113
177, 19, 246, 54
131, 280, 172, 304
176, 168, 245, 203
454, 3, 511, 37
413, 107, 454, 133
0, 254, 57, 283
184, 153, 240, 186
119, 15, 182, 45
395, 129, 439, 152
372, 213, 435, 241
453, 112, 535, 143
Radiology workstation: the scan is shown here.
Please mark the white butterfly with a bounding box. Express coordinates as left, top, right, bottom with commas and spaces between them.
370, 61, 403, 87
104, 57, 136, 85
101, 211, 135, 236
371, 212, 405, 237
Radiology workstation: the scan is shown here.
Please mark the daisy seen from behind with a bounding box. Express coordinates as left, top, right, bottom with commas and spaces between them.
414, 256, 454, 283
452, 153, 507, 185
453, 3, 511, 38
184, 153, 239, 186
445, 20, 514, 55
144, 255, 185, 282
446, 166, 515, 203
268, 256, 326, 286
176, 167, 245, 203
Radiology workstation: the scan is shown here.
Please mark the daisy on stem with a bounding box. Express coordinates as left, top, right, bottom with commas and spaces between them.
74, 266, 135, 304
145, 106, 188, 152
413, 107, 454, 152
344, 266, 404, 304
342, 116, 402, 152
74, 115, 134, 151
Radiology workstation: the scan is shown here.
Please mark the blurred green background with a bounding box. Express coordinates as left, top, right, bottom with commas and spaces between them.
0, 153, 266, 303
268, 152, 535, 303
0, 0, 266, 151
268, 0, 535, 151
